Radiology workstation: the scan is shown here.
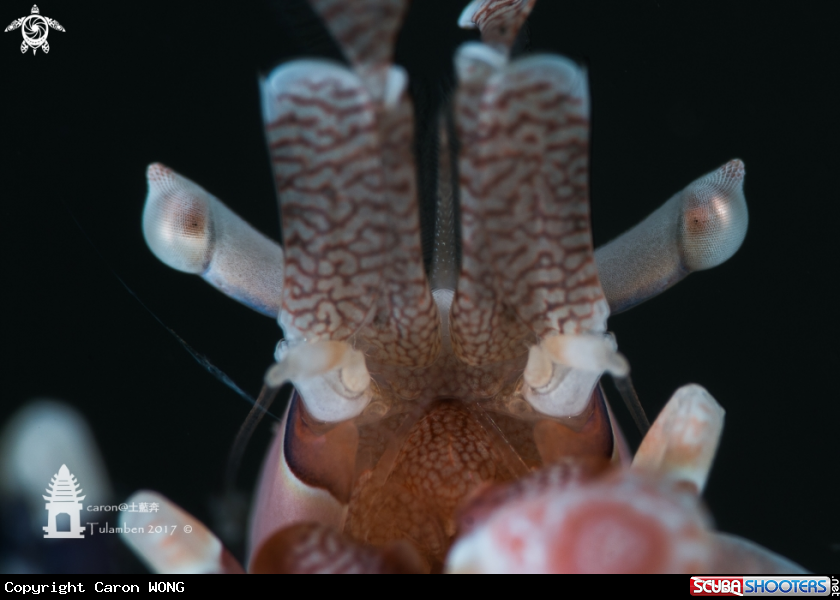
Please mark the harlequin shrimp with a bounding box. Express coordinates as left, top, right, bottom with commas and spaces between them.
116, 0, 807, 574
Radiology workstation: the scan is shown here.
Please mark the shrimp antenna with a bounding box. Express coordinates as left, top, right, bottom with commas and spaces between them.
612, 373, 650, 436
225, 384, 287, 491
60, 196, 265, 412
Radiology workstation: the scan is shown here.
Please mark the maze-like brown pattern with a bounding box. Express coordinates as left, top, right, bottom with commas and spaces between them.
265, 59, 440, 367
344, 401, 519, 569
452, 55, 609, 366
479, 56, 608, 338
265, 63, 387, 343
451, 49, 534, 367
358, 84, 441, 367
310, 0, 407, 71
468, 0, 535, 52
250, 522, 423, 574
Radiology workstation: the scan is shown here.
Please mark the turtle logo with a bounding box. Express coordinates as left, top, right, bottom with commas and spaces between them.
5, 5, 64, 55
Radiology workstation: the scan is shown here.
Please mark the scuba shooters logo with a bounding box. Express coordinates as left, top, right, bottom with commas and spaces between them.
690, 576, 834, 596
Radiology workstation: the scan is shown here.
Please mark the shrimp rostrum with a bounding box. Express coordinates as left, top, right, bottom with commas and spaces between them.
121, 0, 806, 574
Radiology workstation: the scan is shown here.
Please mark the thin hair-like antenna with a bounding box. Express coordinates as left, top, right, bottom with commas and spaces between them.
225, 384, 290, 491
60, 196, 276, 416
612, 373, 650, 436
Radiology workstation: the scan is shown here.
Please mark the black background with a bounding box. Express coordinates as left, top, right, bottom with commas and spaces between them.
2, 0, 838, 572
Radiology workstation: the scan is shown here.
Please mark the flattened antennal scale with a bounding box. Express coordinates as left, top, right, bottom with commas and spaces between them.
456, 55, 611, 346
262, 61, 386, 347
458, 0, 536, 54
308, 0, 408, 101
446, 0, 536, 367
306, 0, 441, 369
260, 0, 442, 424
449, 49, 627, 421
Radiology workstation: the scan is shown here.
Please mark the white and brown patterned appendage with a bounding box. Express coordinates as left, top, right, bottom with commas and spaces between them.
263, 61, 388, 345
309, 0, 406, 70
251, 522, 425, 574
459, 0, 536, 53
359, 85, 441, 367
450, 44, 532, 367
479, 56, 608, 339
309, 0, 408, 99
451, 50, 608, 366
